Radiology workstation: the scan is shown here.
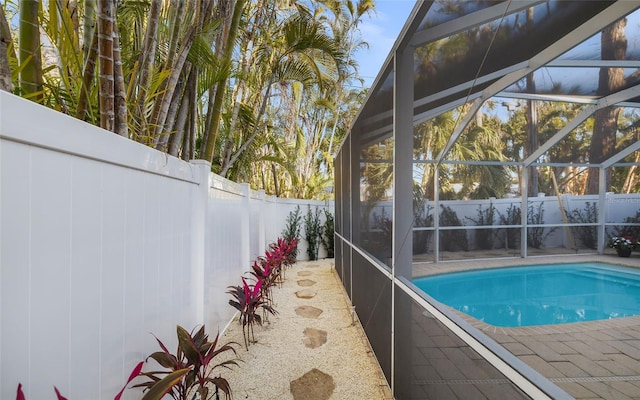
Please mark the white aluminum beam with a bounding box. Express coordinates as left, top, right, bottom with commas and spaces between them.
435, 98, 483, 164
480, 1, 640, 103
410, 0, 545, 48
524, 84, 640, 166
603, 140, 640, 169
547, 59, 640, 68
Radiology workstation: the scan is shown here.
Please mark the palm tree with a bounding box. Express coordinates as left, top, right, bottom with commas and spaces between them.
585, 18, 627, 194
19, 0, 43, 102
415, 107, 510, 200
200, 0, 245, 163
4, 0, 372, 198
218, 8, 346, 178
97, 0, 115, 131
0, 6, 14, 92
133, 0, 161, 140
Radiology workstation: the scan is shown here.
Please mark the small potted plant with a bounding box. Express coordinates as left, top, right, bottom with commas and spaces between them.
607, 236, 638, 257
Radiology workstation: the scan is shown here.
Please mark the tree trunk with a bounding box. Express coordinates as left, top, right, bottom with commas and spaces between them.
169, 67, 197, 157
220, 81, 272, 177
149, 25, 196, 142
182, 93, 197, 161
202, 0, 246, 164
585, 18, 627, 194
135, 0, 161, 137
97, 0, 115, 132
221, 0, 266, 165
19, 0, 44, 102
76, 28, 98, 121
159, 65, 190, 151
113, 21, 128, 137
203, 0, 233, 147
83, 0, 96, 60
149, 0, 185, 145
525, 7, 538, 196
271, 162, 280, 197
526, 81, 538, 196
622, 163, 638, 193
0, 7, 14, 92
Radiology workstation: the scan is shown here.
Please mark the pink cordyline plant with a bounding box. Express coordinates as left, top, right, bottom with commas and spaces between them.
16, 384, 68, 400
228, 238, 297, 349
126, 325, 237, 400
227, 277, 275, 349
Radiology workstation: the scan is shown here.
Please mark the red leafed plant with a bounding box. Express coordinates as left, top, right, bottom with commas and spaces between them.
17, 361, 144, 400
268, 237, 298, 282
227, 277, 276, 350
126, 325, 238, 400
228, 238, 297, 350
114, 361, 144, 400
250, 258, 276, 308
274, 237, 298, 266
16, 384, 68, 400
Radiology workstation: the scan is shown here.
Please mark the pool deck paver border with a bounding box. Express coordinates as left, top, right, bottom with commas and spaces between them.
413, 254, 640, 400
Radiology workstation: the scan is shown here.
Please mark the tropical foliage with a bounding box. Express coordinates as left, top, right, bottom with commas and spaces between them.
228, 237, 297, 349
227, 277, 274, 350
3, 1, 637, 198
303, 205, 322, 260
130, 325, 238, 400
282, 205, 302, 259
321, 209, 334, 258
1, 0, 374, 199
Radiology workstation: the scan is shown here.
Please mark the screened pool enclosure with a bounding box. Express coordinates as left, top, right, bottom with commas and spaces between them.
335, 1, 640, 399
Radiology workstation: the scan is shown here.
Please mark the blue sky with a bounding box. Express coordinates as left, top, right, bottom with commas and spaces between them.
354, 0, 416, 87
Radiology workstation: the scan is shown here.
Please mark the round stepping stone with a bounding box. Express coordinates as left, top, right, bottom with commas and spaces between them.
297, 270, 312, 276
290, 368, 335, 400
297, 279, 316, 287
303, 327, 327, 349
295, 289, 317, 299
295, 305, 323, 319
306, 264, 320, 268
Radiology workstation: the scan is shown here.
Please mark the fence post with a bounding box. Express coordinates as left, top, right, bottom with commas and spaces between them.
598, 170, 607, 254
241, 183, 251, 269
190, 160, 211, 326
258, 190, 266, 254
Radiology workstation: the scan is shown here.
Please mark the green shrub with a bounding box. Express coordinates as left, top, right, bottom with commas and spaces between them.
466, 204, 497, 250
527, 203, 556, 249
612, 208, 640, 239
304, 206, 322, 260
439, 206, 468, 252
321, 210, 334, 258
567, 201, 598, 249
282, 206, 302, 260
498, 204, 521, 249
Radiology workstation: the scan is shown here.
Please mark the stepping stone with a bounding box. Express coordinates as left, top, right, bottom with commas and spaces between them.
297, 279, 316, 287
290, 368, 335, 400
306, 263, 320, 268
303, 327, 327, 349
295, 289, 317, 299
295, 305, 323, 319
297, 270, 312, 276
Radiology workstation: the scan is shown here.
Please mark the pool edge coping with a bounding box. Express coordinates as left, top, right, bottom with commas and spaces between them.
413, 254, 640, 335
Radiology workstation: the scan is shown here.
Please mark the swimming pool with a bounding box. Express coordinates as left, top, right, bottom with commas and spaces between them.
414, 262, 640, 327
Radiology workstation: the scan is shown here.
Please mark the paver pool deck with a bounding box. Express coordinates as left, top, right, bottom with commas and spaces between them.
415, 254, 640, 399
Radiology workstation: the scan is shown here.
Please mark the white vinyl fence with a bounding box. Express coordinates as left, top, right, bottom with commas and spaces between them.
0, 92, 331, 400
367, 193, 640, 252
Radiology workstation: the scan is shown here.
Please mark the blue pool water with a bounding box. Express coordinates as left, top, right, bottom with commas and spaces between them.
414, 263, 640, 327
